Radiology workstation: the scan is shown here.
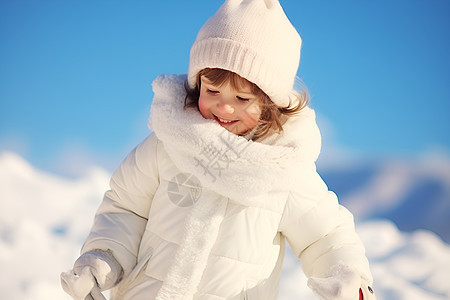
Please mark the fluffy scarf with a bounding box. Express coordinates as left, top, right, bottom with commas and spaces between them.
148, 74, 321, 299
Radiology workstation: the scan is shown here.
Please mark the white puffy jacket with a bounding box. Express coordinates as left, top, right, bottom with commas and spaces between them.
81, 75, 374, 299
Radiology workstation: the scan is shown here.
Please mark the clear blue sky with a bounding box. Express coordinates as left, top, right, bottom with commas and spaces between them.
1, 0, 449, 176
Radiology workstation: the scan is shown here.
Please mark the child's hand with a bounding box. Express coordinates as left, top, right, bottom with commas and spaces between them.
61, 266, 106, 300
307, 264, 373, 300
60, 250, 122, 300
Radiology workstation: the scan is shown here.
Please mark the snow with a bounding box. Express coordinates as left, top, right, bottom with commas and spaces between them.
320, 153, 450, 243
1, 151, 450, 299
0, 152, 108, 300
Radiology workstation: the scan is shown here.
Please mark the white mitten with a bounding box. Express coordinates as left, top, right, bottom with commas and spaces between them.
61, 250, 123, 300
307, 264, 361, 300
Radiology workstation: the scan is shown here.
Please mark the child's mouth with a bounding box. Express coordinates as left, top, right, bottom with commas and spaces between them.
214, 115, 238, 127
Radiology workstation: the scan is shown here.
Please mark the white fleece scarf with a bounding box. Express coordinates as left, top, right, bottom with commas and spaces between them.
149, 74, 321, 299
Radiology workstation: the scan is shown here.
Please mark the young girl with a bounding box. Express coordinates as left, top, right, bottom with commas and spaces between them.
61, 1, 375, 299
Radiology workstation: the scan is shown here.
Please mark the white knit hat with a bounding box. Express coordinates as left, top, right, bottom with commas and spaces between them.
188, 0, 302, 108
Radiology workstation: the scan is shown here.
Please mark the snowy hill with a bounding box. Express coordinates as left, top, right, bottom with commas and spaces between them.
0, 152, 449, 299
0, 152, 110, 299
320, 154, 450, 243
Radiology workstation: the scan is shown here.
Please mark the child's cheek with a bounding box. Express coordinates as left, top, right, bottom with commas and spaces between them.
245, 102, 262, 121
198, 95, 210, 119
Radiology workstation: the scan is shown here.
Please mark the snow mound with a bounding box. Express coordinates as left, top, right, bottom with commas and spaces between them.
321, 154, 450, 243
1, 151, 449, 299
0, 151, 110, 299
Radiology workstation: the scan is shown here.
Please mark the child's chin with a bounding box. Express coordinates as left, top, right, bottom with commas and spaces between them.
226, 126, 251, 137
219, 125, 238, 135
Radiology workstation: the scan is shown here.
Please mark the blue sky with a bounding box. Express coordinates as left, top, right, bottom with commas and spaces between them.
1, 0, 449, 176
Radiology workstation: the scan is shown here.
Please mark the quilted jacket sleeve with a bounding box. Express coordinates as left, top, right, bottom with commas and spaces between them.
81, 134, 160, 276
279, 162, 373, 292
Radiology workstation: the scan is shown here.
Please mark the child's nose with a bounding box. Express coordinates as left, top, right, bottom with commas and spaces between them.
217, 98, 235, 114
222, 104, 234, 114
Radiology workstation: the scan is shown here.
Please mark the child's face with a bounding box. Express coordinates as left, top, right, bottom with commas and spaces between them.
198, 76, 262, 136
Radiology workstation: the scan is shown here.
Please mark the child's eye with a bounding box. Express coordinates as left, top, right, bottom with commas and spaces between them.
206, 89, 219, 95
236, 96, 250, 102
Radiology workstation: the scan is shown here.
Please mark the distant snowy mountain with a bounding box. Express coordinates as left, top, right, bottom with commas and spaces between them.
0, 151, 449, 299
320, 154, 450, 243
